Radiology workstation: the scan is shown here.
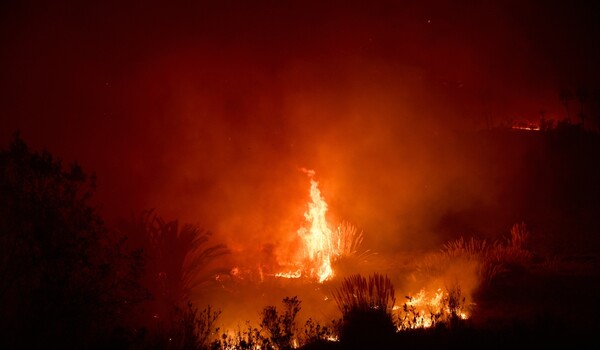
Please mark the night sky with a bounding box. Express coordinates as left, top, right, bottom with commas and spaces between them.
2, 0, 600, 255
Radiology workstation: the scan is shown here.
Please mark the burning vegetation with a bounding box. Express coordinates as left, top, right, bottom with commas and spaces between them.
177, 170, 548, 348
275, 169, 364, 283
137, 149, 598, 349
2, 125, 600, 349
3, 0, 600, 348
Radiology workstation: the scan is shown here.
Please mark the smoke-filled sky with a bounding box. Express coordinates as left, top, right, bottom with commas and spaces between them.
2, 0, 600, 256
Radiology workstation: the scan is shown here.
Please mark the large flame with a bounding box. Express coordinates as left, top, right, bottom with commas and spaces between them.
298, 168, 334, 282
276, 169, 336, 282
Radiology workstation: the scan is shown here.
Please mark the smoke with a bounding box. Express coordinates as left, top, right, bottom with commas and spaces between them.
2, 0, 600, 333
129, 53, 499, 254
112, 51, 498, 330
2, 0, 593, 249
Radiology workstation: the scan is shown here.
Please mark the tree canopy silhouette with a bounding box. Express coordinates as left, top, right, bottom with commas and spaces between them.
0, 132, 147, 349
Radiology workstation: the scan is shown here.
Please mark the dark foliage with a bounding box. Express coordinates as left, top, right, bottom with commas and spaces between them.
332, 273, 396, 349
131, 302, 222, 350
114, 209, 231, 335
260, 296, 301, 350
0, 132, 147, 349
209, 296, 305, 350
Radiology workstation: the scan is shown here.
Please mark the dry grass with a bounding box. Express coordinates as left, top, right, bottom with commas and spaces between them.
416, 222, 535, 289
331, 273, 397, 347
417, 237, 502, 287
488, 222, 532, 269
329, 221, 378, 278
332, 273, 396, 315
508, 222, 529, 249
332, 221, 364, 259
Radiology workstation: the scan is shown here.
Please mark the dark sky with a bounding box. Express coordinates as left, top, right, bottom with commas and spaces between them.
2, 0, 600, 255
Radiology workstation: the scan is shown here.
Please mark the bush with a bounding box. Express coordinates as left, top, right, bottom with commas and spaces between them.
332, 273, 396, 348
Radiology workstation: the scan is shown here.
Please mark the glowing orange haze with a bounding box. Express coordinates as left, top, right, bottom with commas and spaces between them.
277, 169, 472, 327
276, 169, 335, 282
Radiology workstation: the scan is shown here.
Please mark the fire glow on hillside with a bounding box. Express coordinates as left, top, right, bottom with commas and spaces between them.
269, 168, 471, 329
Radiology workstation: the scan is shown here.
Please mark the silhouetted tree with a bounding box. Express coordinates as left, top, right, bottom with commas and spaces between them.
0, 132, 148, 349
559, 87, 574, 122
538, 109, 554, 131
576, 87, 588, 129
115, 209, 231, 335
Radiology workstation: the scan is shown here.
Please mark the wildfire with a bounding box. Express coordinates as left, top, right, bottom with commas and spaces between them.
297, 169, 335, 282
510, 120, 541, 131
275, 169, 338, 282
511, 125, 540, 131
396, 288, 470, 330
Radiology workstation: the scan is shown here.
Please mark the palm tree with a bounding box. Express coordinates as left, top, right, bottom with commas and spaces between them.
117, 209, 230, 328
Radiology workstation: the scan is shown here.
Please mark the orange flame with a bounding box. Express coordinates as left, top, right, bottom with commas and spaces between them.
276, 169, 336, 282
395, 288, 470, 329
297, 168, 334, 282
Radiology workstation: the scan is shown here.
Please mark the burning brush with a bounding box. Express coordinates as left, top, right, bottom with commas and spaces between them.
276, 169, 366, 283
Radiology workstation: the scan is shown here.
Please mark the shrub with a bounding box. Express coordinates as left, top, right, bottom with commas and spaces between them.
301, 318, 338, 346
332, 273, 396, 348
213, 322, 264, 350
260, 296, 301, 350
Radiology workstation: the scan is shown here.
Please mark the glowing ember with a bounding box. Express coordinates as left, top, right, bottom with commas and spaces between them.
511, 125, 540, 131
274, 270, 302, 279
510, 120, 541, 131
